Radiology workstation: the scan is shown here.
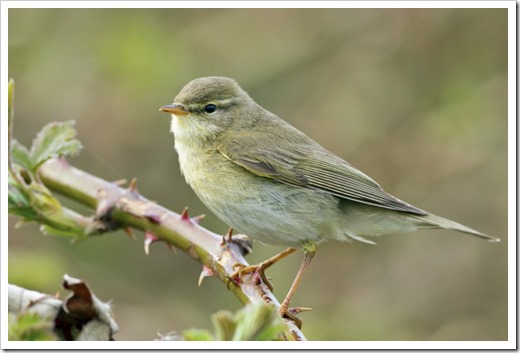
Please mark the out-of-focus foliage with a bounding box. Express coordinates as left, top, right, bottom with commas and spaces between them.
8, 8, 508, 340
181, 301, 288, 341
8, 313, 57, 341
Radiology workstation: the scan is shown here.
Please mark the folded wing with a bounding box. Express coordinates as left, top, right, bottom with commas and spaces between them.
218, 132, 427, 215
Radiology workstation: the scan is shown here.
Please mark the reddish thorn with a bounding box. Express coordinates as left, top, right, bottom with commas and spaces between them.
144, 231, 160, 255
180, 207, 191, 223
123, 227, 137, 240
198, 265, 216, 286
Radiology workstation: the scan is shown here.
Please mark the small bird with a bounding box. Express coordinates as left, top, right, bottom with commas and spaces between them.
160, 76, 499, 324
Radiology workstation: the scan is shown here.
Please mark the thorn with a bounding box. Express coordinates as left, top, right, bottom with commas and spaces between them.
288, 307, 313, 315
53, 291, 60, 299
191, 214, 205, 224
112, 178, 127, 186
144, 231, 160, 255
198, 265, 216, 286
180, 207, 190, 222
224, 227, 233, 243
128, 177, 139, 193
123, 227, 137, 240
144, 231, 175, 255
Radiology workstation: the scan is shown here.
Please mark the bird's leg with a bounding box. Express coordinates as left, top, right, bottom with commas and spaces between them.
231, 247, 298, 291
279, 240, 317, 328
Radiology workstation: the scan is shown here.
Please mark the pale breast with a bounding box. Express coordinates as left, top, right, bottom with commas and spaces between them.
173, 136, 345, 246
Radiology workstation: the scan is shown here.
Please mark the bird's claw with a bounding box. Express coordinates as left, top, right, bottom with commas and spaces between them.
230, 263, 273, 292
280, 306, 312, 330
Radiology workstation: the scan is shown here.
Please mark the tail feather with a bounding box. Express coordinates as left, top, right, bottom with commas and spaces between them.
416, 213, 500, 242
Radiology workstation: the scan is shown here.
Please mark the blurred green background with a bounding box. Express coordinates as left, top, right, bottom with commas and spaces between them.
8, 8, 508, 341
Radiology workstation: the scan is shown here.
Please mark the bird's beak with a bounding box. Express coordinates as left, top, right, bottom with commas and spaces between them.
159, 103, 189, 116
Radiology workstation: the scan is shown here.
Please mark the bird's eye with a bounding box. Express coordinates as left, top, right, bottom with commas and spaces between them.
204, 104, 217, 114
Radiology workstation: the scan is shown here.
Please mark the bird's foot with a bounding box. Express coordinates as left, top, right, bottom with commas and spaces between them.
230, 262, 273, 291
229, 247, 299, 292
279, 303, 312, 329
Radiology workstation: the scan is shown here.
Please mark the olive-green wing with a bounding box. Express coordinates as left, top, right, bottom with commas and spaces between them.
217, 133, 426, 215
294, 153, 427, 214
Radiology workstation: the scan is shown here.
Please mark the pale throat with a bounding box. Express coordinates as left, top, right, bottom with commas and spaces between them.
169, 115, 221, 142
169, 115, 219, 185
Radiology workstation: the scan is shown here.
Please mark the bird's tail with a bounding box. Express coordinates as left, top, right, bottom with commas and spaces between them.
414, 213, 500, 242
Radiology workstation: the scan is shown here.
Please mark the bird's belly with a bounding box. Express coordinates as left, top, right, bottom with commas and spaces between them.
201, 182, 342, 246
176, 145, 342, 246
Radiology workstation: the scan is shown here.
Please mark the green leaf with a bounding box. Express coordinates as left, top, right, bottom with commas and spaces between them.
29, 121, 82, 170
8, 312, 57, 341
11, 139, 32, 173
40, 224, 84, 238
179, 303, 288, 341
253, 321, 288, 341
8, 190, 37, 220
9, 169, 88, 238
232, 302, 286, 341
9, 181, 86, 238
27, 182, 63, 216
26, 183, 87, 238
8, 173, 28, 206
182, 329, 214, 341
8, 174, 37, 221
211, 310, 236, 340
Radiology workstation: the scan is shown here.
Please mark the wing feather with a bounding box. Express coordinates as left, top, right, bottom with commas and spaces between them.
218, 131, 426, 215
300, 160, 426, 214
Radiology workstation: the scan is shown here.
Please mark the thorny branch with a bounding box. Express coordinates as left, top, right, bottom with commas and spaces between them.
37, 159, 306, 341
